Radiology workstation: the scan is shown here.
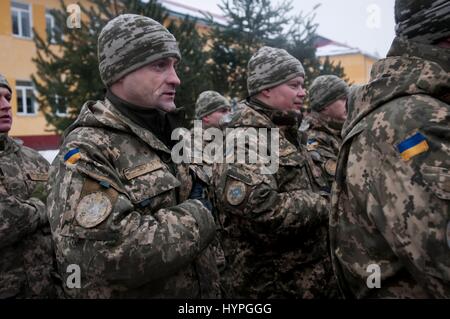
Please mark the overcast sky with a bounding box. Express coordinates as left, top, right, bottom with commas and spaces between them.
179, 0, 396, 57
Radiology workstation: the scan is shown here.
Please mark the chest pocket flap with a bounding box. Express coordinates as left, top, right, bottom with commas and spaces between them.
421, 164, 450, 200
27, 172, 48, 181
279, 148, 306, 167
123, 160, 181, 204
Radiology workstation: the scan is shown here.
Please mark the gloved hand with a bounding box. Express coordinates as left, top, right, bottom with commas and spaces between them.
30, 183, 48, 203
27, 197, 48, 227
29, 184, 49, 227
189, 178, 213, 212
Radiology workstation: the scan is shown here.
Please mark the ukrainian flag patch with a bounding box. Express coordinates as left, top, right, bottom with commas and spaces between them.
64, 148, 81, 164
307, 138, 319, 151
396, 132, 429, 161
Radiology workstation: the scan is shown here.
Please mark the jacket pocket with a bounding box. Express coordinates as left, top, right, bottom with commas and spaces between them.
123, 160, 181, 208
421, 164, 450, 200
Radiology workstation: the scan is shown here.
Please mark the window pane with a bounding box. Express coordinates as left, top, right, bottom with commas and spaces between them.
57, 100, 67, 114
21, 11, 31, 37
12, 10, 19, 35
54, 95, 66, 115
12, 2, 29, 10
56, 33, 62, 43
17, 89, 24, 113
26, 98, 33, 113
54, 23, 62, 43
16, 80, 32, 87
46, 15, 52, 42
51, 95, 57, 110
26, 89, 35, 114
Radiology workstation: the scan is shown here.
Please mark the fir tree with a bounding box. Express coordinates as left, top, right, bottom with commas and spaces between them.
283, 5, 347, 88
208, 0, 293, 100
208, 0, 347, 100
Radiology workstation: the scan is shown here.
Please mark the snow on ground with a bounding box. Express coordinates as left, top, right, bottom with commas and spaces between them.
39, 150, 59, 164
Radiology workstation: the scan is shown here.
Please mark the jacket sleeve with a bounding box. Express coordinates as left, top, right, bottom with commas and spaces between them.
307, 130, 338, 159
48, 138, 217, 288
0, 195, 46, 249
0, 146, 50, 248
214, 161, 329, 240
306, 130, 339, 182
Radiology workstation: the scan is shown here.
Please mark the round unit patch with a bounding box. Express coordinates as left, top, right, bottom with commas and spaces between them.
75, 192, 112, 228
325, 159, 337, 176
226, 180, 247, 206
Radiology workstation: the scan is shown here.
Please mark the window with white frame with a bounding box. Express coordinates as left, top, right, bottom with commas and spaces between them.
16, 81, 37, 115
11, 2, 32, 38
46, 10, 62, 44
51, 94, 67, 116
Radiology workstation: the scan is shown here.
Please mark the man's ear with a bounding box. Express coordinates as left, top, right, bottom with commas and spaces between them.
261, 88, 271, 98
109, 77, 124, 95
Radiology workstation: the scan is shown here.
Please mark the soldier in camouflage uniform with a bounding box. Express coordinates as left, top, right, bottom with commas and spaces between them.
330, 0, 450, 298
194, 90, 231, 178
211, 46, 337, 298
0, 74, 57, 298
47, 15, 220, 298
195, 91, 231, 130
193, 91, 231, 275
302, 75, 349, 190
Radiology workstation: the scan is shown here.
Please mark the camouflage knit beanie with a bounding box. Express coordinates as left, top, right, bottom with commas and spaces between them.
395, 0, 450, 44
195, 91, 230, 119
247, 46, 305, 97
0, 74, 12, 94
98, 14, 181, 87
309, 75, 349, 112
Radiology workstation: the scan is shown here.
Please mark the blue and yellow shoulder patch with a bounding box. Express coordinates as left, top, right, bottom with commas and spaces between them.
307, 138, 319, 151
64, 148, 81, 164
396, 132, 429, 161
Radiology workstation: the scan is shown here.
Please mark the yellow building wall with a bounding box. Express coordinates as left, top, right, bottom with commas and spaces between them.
0, 1, 11, 37
320, 53, 377, 85
0, 0, 87, 137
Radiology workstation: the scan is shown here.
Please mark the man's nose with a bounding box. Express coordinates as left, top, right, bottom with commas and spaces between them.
298, 87, 306, 97
168, 66, 181, 86
0, 97, 12, 110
